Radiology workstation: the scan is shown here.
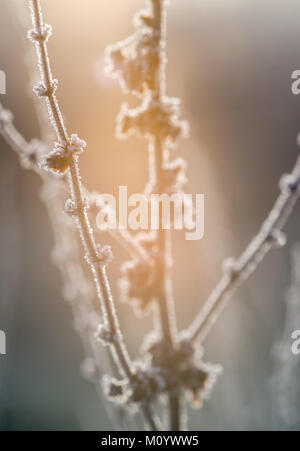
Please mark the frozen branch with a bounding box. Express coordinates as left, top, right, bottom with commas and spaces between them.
0, 100, 137, 430
28, 0, 134, 380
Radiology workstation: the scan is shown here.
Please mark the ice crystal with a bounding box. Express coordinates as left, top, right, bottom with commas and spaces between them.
42, 134, 86, 175
64, 198, 80, 217
95, 324, 119, 346
143, 333, 222, 408
28, 24, 52, 42
117, 96, 188, 145
67, 133, 87, 153
119, 258, 157, 312
85, 244, 113, 267
102, 375, 129, 404
33, 79, 58, 97
106, 26, 160, 95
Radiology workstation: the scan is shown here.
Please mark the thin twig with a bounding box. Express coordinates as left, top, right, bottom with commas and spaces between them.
151, 0, 180, 430
28, 0, 133, 380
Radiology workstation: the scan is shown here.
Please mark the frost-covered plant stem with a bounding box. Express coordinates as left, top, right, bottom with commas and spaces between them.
28, 0, 133, 381
106, 0, 193, 430
0, 100, 136, 430
106, 0, 223, 429
151, 2, 180, 430
188, 154, 300, 344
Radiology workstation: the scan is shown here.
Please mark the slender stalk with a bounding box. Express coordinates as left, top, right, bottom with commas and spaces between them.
28, 0, 134, 378
151, 0, 180, 430
189, 155, 300, 344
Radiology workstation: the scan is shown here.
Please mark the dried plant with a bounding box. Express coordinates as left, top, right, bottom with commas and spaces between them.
105, 0, 220, 430
0, 0, 300, 431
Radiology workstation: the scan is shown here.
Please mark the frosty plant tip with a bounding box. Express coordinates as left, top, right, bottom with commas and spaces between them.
95, 186, 204, 241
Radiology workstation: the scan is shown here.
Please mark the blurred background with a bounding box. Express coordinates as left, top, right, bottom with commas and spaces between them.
0, 0, 300, 430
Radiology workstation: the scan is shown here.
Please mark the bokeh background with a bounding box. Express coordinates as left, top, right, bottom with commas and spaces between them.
0, 0, 300, 430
